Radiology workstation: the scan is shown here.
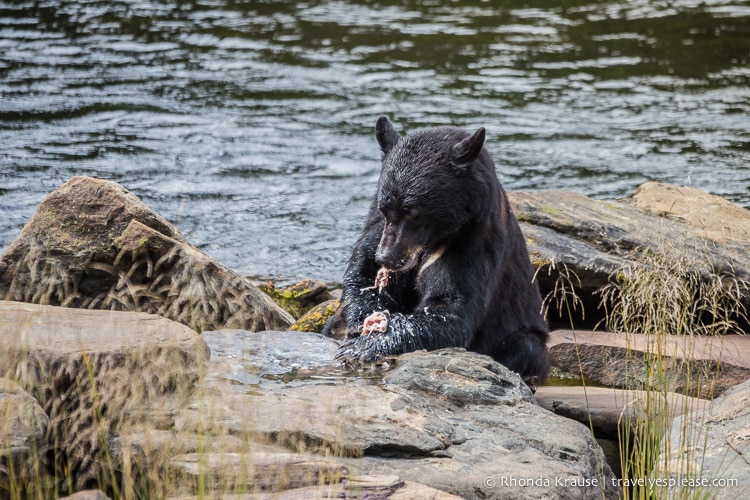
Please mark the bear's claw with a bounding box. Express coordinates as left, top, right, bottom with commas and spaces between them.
334, 335, 385, 365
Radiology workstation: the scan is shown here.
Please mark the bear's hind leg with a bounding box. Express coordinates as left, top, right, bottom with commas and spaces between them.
494, 330, 550, 390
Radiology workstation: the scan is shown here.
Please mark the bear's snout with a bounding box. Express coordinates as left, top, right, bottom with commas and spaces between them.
375, 223, 420, 272
375, 245, 410, 271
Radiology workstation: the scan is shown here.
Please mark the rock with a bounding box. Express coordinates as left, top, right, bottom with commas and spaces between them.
0, 176, 293, 332
288, 299, 339, 333
0, 377, 48, 451
240, 475, 464, 500
0, 301, 210, 494
0, 377, 49, 493
657, 378, 750, 499
536, 385, 707, 438
548, 330, 750, 398
508, 182, 750, 326
171, 475, 463, 500
58, 491, 112, 500
1, 311, 621, 498
173, 330, 620, 499
168, 452, 349, 494
388, 480, 464, 500
257, 279, 331, 319
627, 182, 750, 250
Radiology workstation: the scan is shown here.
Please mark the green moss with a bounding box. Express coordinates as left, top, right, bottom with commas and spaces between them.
528, 250, 552, 270
289, 300, 339, 333
258, 285, 309, 318
540, 205, 564, 216
258, 279, 330, 319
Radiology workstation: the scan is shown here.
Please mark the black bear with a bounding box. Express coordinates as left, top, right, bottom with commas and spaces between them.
323, 116, 550, 386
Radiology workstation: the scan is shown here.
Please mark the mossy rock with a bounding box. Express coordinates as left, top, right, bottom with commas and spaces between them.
258, 279, 331, 319
289, 299, 340, 333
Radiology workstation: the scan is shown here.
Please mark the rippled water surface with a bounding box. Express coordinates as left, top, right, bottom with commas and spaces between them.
1, 0, 748, 283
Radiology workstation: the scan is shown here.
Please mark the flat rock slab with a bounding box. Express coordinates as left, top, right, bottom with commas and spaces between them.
549, 330, 750, 369
0, 300, 210, 491
169, 451, 349, 493
0, 300, 208, 360
171, 330, 620, 499
536, 386, 707, 438
549, 330, 750, 398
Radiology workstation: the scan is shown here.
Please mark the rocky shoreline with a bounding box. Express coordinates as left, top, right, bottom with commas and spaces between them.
2, 176, 750, 499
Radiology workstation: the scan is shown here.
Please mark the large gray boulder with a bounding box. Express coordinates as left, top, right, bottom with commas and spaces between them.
0, 176, 293, 332
168, 330, 620, 499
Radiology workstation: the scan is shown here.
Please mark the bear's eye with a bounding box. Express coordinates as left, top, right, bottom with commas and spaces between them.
402, 207, 418, 220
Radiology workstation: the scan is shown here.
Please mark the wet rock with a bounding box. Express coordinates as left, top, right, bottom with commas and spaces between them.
0, 176, 293, 332
174, 330, 620, 499
257, 279, 331, 319
200, 329, 341, 388
657, 378, 750, 499
0, 301, 209, 493
548, 330, 750, 398
508, 182, 750, 325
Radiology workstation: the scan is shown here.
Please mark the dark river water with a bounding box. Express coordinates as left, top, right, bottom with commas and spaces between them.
1, 1, 748, 284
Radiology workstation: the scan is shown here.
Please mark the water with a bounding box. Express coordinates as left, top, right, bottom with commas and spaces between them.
1, 0, 748, 284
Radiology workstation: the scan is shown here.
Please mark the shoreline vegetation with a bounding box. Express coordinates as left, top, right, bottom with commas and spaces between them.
1, 176, 749, 499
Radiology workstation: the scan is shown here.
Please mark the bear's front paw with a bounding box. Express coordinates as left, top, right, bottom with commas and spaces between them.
334, 335, 386, 366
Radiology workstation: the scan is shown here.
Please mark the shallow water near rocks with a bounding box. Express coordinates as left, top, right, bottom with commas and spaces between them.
1, 1, 748, 283
201, 329, 387, 391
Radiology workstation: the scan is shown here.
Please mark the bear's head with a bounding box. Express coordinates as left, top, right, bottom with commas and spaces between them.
372, 116, 494, 272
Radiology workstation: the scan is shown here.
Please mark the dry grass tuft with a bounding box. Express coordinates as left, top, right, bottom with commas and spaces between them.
598, 245, 747, 499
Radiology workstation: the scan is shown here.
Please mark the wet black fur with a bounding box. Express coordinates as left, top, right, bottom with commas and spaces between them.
323, 117, 550, 383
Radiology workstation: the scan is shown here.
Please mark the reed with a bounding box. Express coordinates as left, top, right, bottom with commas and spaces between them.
598, 246, 747, 499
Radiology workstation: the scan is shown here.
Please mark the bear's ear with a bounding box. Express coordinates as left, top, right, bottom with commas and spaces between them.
452, 127, 486, 168
375, 116, 401, 155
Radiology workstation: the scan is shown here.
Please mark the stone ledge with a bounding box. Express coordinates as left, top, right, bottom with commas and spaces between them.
548, 330, 750, 398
